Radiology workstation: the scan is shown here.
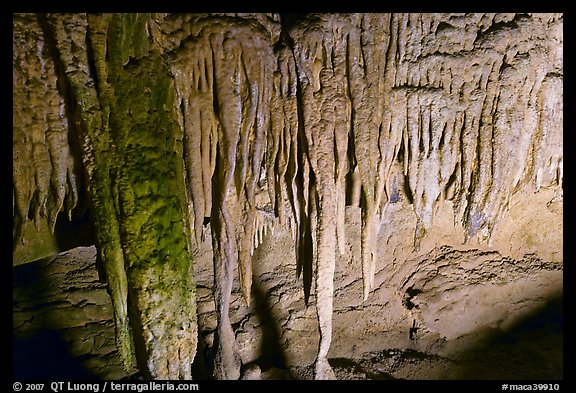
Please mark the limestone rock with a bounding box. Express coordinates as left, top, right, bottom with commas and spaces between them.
13, 13, 562, 380
13, 246, 135, 379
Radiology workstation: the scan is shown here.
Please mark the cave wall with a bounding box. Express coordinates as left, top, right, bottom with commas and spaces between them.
12, 13, 562, 380
190, 189, 562, 379
13, 246, 132, 380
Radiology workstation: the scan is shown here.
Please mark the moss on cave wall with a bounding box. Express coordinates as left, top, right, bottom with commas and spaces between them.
24, 13, 199, 379
105, 14, 192, 280
13, 222, 60, 265
102, 14, 197, 379
13, 12, 562, 381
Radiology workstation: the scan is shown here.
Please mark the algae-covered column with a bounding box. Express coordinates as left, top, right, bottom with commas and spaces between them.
44, 13, 136, 373
47, 13, 198, 379
103, 14, 198, 379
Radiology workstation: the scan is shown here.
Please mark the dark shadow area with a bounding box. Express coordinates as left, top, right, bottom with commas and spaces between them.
190, 279, 294, 379
54, 208, 96, 253
13, 331, 98, 380
278, 13, 311, 33
251, 279, 293, 378
12, 250, 125, 380
453, 293, 563, 380
126, 288, 152, 379
12, 259, 99, 380
191, 330, 215, 379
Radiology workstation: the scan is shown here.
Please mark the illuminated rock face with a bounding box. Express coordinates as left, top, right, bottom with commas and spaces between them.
13, 13, 562, 380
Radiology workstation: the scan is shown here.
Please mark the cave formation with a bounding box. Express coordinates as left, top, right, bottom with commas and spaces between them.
13, 13, 563, 380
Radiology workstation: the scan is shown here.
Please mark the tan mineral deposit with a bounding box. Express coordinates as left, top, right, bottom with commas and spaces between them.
13, 13, 562, 380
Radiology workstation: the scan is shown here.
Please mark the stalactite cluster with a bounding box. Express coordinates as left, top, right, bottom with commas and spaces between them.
13, 12, 562, 380
167, 15, 278, 379
13, 14, 82, 263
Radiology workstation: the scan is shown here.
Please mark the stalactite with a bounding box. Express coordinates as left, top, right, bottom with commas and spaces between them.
12, 13, 82, 253
42, 13, 136, 373
13, 14, 42, 241
269, 46, 299, 230
251, 209, 275, 254
210, 26, 274, 378
290, 14, 355, 379
169, 15, 278, 379
172, 45, 217, 248
346, 14, 394, 299
270, 44, 316, 304
13, 12, 562, 381
384, 13, 564, 246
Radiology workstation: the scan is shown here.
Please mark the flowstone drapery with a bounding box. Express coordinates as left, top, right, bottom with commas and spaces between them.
13, 13, 562, 380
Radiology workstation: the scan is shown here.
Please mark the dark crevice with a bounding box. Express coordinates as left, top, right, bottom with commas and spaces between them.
209, 43, 220, 120
279, 13, 312, 34
409, 319, 420, 340
85, 30, 101, 98
54, 208, 96, 252
444, 162, 459, 201
191, 331, 214, 380
464, 117, 484, 238
343, 30, 358, 207
396, 137, 405, 164
391, 85, 444, 92
428, 105, 433, 157
291, 40, 314, 307
455, 111, 466, 215
438, 121, 447, 149
396, 137, 414, 205
179, 99, 194, 201
544, 71, 563, 80
475, 14, 531, 43
402, 174, 414, 205
275, 14, 303, 53
404, 286, 422, 310
359, 17, 368, 77
435, 21, 454, 34
26, 191, 39, 221
499, 60, 514, 74
344, 128, 357, 206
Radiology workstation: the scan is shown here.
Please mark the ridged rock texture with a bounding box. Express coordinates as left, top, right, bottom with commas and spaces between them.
13, 247, 133, 379
13, 13, 562, 380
